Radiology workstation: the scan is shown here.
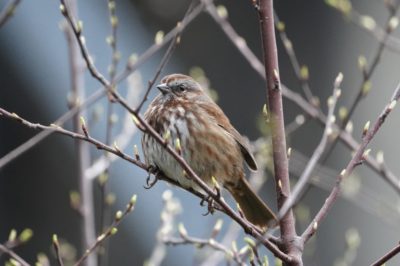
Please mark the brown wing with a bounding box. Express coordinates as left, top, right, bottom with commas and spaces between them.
218, 123, 258, 171
197, 95, 259, 171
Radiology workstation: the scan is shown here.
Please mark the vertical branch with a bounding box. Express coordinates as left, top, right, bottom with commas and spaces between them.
98, 1, 120, 264
63, 1, 96, 265
278, 74, 343, 219
257, 0, 302, 264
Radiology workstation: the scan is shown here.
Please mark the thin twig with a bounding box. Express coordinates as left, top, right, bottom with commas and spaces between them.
62, 1, 96, 264
165, 218, 246, 266
99, 2, 121, 262
0, 243, 30, 266
0, 89, 105, 170
204, 0, 265, 77
52, 235, 65, 266
0, 0, 21, 28
328, 2, 400, 53
84, 73, 143, 180
274, 12, 315, 103
285, 114, 307, 137
145, 190, 181, 266
165, 235, 245, 266
134, 0, 198, 112
74, 195, 137, 266
281, 84, 400, 194
278, 73, 342, 220
371, 241, 400, 266
322, 2, 400, 161
301, 82, 400, 243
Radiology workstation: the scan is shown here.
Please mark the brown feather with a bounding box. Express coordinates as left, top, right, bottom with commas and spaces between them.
196, 98, 259, 171
229, 178, 277, 229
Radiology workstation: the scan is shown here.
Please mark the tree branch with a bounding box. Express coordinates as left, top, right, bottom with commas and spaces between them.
371, 241, 400, 266
0, 0, 21, 28
301, 82, 400, 243
257, 0, 302, 264
278, 73, 342, 220
0, 243, 30, 266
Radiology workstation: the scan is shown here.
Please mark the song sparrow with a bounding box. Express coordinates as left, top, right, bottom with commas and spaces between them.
142, 74, 276, 228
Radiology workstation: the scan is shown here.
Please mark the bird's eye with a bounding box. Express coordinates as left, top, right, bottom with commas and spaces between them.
179, 85, 186, 92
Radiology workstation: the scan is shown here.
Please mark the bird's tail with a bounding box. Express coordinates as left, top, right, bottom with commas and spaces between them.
229, 178, 277, 230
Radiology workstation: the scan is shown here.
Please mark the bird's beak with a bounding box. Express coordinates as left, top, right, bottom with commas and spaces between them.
157, 83, 170, 95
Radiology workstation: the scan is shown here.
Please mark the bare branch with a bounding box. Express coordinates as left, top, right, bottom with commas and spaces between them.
322, 2, 400, 161
0, 0, 21, 28
52, 235, 65, 266
274, 12, 315, 103
165, 234, 245, 266
257, 0, 301, 264
84, 73, 143, 180
371, 241, 400, 266
74, 194, 137, 266
145, 190, 181, 266
278, 73, 342, 220
61, 1, 96, 264
301, 82, 400, 243
0, 243, 30, 266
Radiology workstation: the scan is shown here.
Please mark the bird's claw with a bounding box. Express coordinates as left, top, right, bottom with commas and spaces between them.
201, 196, 215, 216
144, 166, 160, 189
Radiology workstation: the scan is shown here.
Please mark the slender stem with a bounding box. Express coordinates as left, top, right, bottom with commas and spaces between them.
274, 12, 314, 103
258, 0, 302, 264
301, 83, 400, 243
134, 0, 198, 113
371, 241, 400, 266
53, 237, 65, 266
63, 1, 96, 265
0, 243, 30, 266
165, 235, 245, 265
0, 0, 21, 28
322, 3, 400, 162
99, 1, 120, 264
74, 196, 136, 266
278, 75, 342, 220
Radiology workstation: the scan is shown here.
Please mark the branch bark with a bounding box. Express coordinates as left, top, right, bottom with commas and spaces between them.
257, 0, 302, 264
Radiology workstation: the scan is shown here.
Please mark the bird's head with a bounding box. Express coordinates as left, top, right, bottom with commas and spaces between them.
156, 74, 203, 101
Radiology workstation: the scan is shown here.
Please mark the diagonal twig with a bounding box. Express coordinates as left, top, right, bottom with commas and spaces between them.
371, 241, 400, 266
0, 243, 30, 266
322, 2, 400, 161
301, 82, 400, 244
0, 0, 21, 28
278, 73, 343, 220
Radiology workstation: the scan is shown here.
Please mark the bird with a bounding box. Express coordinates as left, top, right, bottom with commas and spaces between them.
142, 73, 277, 228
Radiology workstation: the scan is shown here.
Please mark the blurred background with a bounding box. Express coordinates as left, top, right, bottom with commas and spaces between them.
1, 0, 400, 265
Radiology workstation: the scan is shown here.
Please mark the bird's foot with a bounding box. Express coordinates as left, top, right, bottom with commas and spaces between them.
200, 196, 215, 216
144, 166, 160, 189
